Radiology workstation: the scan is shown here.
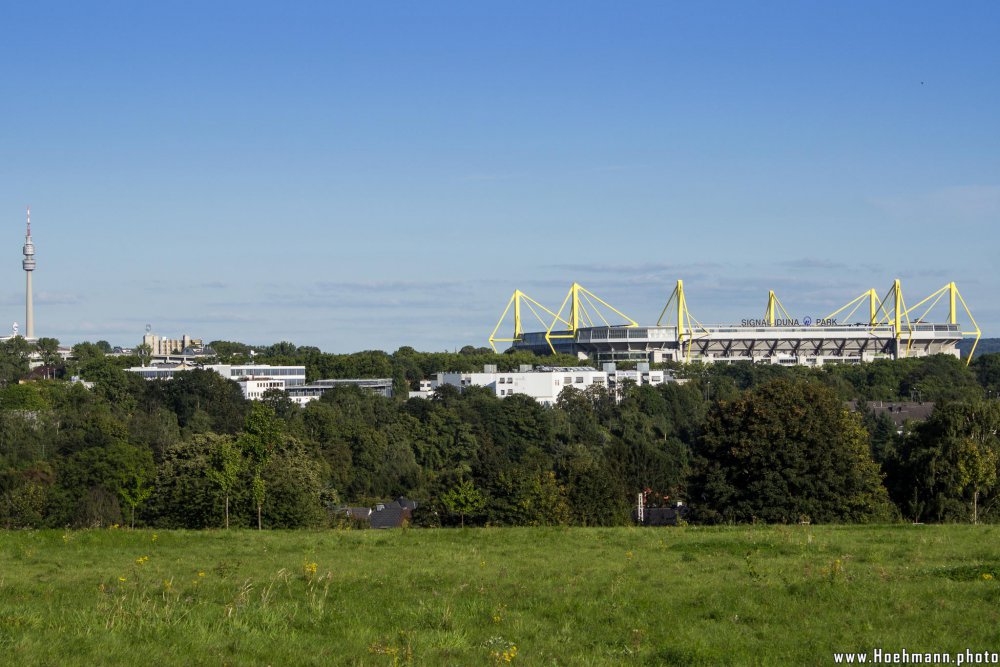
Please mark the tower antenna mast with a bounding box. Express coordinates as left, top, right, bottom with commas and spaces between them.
23, 206, 36, 340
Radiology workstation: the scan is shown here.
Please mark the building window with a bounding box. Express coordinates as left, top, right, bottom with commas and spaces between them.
576, 377, 584, 384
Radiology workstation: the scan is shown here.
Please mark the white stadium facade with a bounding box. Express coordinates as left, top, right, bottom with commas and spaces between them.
491, 280, 980, 367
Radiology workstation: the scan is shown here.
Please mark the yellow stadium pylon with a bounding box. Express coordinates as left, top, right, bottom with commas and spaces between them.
544, 283, 637, 354
488, 290, 568, 352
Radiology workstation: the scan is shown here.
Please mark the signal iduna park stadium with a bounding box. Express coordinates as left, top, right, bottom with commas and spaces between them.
489, 279, 981, 366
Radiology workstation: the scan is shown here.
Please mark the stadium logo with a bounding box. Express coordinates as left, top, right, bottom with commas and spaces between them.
739, 316, 838, 327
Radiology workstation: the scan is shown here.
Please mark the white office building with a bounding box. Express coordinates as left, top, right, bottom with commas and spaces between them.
427, 363, 676, 406
286, 378, 394, 406
126, 363, 307, 400
238, 377, 287, 400
605, 363, 671, 395
434, 365, 608, 406
210, 364, 306, 386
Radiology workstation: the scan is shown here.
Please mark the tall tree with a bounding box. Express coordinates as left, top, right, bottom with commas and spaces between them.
35, 337, 62, 376
206, 435, 243, 529
240, 403, 282, 529
691, 379, 894, 524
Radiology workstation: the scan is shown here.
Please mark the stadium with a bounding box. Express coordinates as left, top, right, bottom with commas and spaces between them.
489, 279, 981, 366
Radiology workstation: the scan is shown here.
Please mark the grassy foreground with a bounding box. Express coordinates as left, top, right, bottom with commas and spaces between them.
1, 525, 998, 666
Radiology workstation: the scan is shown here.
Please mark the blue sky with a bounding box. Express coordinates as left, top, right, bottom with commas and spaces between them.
1, 2, 997, 351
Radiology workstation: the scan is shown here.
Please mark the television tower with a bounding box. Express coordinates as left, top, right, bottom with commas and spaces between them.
22, 206, 35, 340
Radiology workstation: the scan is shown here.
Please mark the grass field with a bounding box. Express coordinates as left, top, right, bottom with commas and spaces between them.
1, 525, 998, 666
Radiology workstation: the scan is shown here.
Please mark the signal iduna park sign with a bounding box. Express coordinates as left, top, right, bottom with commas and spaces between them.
740, 317, 839, 326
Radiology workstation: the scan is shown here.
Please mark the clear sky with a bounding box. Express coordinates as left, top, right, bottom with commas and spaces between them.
2, 2, 997, 352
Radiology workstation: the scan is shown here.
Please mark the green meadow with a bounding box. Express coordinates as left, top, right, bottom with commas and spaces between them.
1, 526, 998, 666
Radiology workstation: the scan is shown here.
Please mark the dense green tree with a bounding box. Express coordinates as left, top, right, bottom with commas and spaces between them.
128, 407, 181, 460
35, 337, 62, 375
51, 441, 154, 527
78, 356, 141, 415
900, 354, 982, 403
149, 435, 232, 528
972, 354, 1000, 398
0, 337, 31, 387
691, 379, 894, 524
558, 444, 629, 526
159, 369, 248, 434
71, 341, 106, 365
0, 383, 49, 411
0, 462, 54, 528
889, 401, 1000, 522
261, 438, 328, 528
491, 469, 570, 526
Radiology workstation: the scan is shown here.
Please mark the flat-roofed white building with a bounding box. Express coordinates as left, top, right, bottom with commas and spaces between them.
126, 363, 200, 380
604, 363, 672, 394
286, 378, 394, 406
212, 364, 306, 386
435, 365, 609, 406
126, 363, 307, 400
238, 377, 287, 400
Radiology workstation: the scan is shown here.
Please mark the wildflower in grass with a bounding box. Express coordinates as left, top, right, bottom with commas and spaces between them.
983, 573, 994, 581
480, 560, 486, 568
118, 576, 126, 583
484, 637, 518, 664
151, 534, 158, 542
304, 562, 318, 576
625, 550, 634, 561
135, 555, 149, 566
198, 571, 205, 577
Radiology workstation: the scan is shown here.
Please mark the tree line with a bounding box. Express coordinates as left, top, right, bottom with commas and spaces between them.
1, 336, 999, 528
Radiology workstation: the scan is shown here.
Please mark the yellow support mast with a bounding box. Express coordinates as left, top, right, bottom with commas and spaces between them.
868, 279, 914, 355
657, 279, 707, 362
544, 282, 638, 354
763, 290, 794, 325
903, 281, 982, 365
488, 290, 569, 353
